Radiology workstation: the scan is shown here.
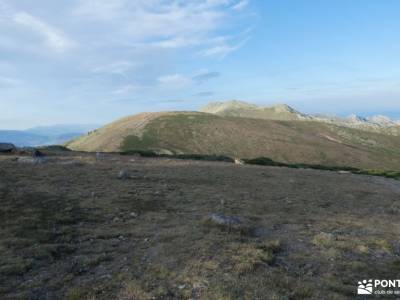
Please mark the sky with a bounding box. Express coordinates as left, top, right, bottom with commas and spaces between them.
1, 0, 400, 129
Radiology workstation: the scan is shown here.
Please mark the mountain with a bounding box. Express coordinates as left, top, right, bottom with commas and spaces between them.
0, 130, 50, 147
26, 124, 98, 137
0, 124, 98, 147
67, 111, 400, 170
200, 100, 311, 121
202, 100, 400, 135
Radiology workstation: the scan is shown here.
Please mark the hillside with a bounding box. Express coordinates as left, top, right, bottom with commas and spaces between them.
67, 112, 400, 170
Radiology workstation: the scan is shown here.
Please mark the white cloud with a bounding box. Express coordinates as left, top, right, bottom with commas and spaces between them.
73, 0, 126, 20
0, 1, 11, 20
0, 0, 253, 128
202, 41, 242, 58
13, 12, 74, 51
72, 0, 249, 55
0, 76, 22, 86
232, 0, 249, 11
150, 37, 200, 49
158, 74, 192, 89
91, 61, 136, 75
192, 70, 220, 83
113, 84, 140, 95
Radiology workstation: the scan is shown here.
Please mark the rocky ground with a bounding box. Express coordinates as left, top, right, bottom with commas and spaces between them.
1, 151, 400, 299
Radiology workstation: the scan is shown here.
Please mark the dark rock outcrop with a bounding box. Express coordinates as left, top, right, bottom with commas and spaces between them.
0, 143, 16, 153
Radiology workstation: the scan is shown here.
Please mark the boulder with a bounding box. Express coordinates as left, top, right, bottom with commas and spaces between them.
234, 158, 245, 165
205, 213, 248, 232
118, 169, 130, 180
32, 150, 44, 157
0, 143, 16, 153
208, 213, 242, 226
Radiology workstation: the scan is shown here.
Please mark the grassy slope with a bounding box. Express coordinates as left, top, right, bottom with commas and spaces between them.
68, 112, 400, 170
120, 113, 400, 170
66, 112, 175, 152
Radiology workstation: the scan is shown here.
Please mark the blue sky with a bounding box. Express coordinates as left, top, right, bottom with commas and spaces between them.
0, 0, 400, 129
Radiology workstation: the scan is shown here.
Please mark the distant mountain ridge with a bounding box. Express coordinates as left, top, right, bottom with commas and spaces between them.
200, 100, 312, 121
200, 100, 400, 135
0, 124, 98, 147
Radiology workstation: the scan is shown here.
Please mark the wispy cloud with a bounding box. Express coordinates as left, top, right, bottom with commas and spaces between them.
201, 41, 244, 58
112, 84, 140, 95
193, 71, 220, 84
91, 61, 136, 75
72, 0, 250, 54
73, 0, 126, 20
0, 76, 22, 87
158, 74, 192, 89
13, 12, 74, 51
201, 33, 250, 58
195, 91, 215, 97
232, 0, 249, 11
0, 0, 252, 127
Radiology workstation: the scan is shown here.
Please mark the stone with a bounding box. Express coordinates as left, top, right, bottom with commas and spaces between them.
338, 170, 351, 174
0, 143, 16, 153
118, 169, 130, 180
392, 241, 400, 256
32, 150, 44, 157
205, 213, 247, 231
178, 284, 186, 290
208, 213, 242, 226
234, 158, 244, 165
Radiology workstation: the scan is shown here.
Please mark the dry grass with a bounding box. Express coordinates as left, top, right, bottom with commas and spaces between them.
119, 280, 152, 300
1, 151, 400, 299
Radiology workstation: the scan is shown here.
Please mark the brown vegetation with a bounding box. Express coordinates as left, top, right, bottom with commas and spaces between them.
1, 150, 400, 299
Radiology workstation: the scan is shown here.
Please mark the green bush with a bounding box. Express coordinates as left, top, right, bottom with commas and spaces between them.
172, 154, 234, 162
120, 150, 234, 162
243, 157, 399, 181
243, 157, 287, 167
120, 150, 159, 157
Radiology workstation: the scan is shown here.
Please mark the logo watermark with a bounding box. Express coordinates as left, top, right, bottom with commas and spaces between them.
357, 279, 400, 296
358, 280, 373, 295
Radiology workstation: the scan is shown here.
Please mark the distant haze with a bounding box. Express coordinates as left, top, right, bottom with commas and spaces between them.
0, 124, 98, 147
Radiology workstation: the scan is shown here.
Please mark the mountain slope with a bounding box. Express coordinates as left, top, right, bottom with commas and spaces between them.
66, 112, 176, 152
67, 112, 400, 170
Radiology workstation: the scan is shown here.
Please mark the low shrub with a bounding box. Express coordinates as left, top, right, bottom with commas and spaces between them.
243, 157, 287, 167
